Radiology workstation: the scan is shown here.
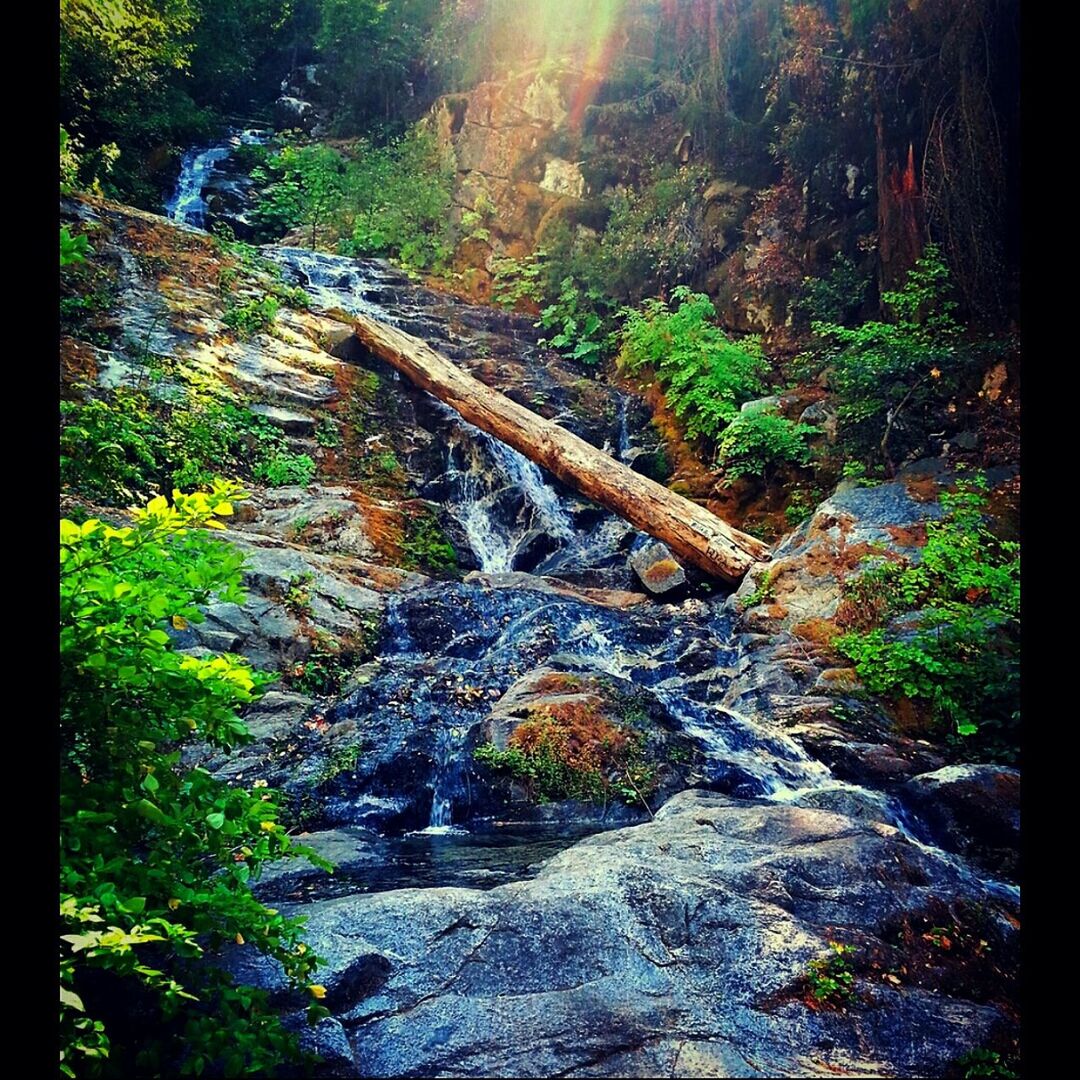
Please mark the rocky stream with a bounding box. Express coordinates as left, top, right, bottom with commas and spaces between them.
66, 140, 1022, 1077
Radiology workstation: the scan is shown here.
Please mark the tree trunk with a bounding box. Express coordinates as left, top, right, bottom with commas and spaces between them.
350, 313, 772, 584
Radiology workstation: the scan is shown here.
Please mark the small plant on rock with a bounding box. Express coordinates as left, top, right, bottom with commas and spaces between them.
223, 295, 279, 339
806, 941, 856, 1006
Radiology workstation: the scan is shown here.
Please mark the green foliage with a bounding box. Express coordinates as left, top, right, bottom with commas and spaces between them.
538, 276, 614, 366
60, 391, 167, 504
835, 476, 1019, 753
808, 245, 976, 469
253, 143, 350, 247
315, 0, 444, 136
473, 742, 595, 803
784, 489, 818, 527
252, 449, 317, 488
806, 942, 856, 1006
61, 225, 93, 267
284, 573, 315, 618
60, 485, 329, 1077
491, 253, 545, 310
252, 126, 458, 270
287, 648, 354, 697
315, 419, 340, 448
314, 743, 362, 786
401, 510, 458, 576
953, 1049, 1018, 1080
336, 127, 456, 273
222, 295, 279, 339
61, 387, 320, 503
795, 254, 871, 325
840, 461, 882, 486
60, 125, 82, 195
599, 164, 709, 302
715, 406, 816, 482
741, 568, 777, 610
620, 286, 768, 444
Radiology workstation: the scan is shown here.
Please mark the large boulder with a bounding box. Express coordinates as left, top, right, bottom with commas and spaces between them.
228, 790, 1017, 1079
903, 765, 1021, 881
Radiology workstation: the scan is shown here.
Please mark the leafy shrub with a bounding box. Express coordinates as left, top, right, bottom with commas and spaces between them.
806, 942, 856, 1006
490, 252, 544, 310
253, 142, 349, 247
537, 276, 615, 366
808, 245, 976, 470
599, 164, 709, 302
953, 1049, 1019, 1080
222, 295, 279, 338
795, 253, 871, 325
619, 286, 768, 443
61, 389, 321, 502
61, 392, 167, 504
336, 127, 456, 273
253, 449, 316, 487
491, 166, 707, 364
715, 405, 816, 481
835, 475, 1019, 754
60, 485, 329, 1078
401, 510, 458, 576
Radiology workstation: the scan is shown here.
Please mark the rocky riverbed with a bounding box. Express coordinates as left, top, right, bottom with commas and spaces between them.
60, 178, 1019, 1077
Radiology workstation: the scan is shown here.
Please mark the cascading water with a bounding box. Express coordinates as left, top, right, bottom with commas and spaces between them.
156, 142, 1013, 904
165, 129, 267, 229
442, 422, 577, 573
166, 145, 233, 228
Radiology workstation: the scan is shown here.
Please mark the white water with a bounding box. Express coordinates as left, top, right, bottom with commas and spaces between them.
165, 129, 267, 230
443, 421, 578, 573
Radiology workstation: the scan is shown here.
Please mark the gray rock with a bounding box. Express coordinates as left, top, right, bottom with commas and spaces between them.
249, 403, 317, 436
227, 790, 1015, 1078
903, 765, 1020, 880
275, 95, 318, 133
740, 394, 781, 413
629, 542, 688, 596
798, 400, 838, 441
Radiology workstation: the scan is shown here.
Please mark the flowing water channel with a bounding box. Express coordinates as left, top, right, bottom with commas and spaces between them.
167, 145, 1019, 906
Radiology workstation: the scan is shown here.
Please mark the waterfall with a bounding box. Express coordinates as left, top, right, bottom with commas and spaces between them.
165, 129, 267, 230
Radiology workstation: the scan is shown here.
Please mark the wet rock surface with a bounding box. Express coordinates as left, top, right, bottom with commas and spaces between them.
232, 790, 1017, 1079
903, 765, 1021, 881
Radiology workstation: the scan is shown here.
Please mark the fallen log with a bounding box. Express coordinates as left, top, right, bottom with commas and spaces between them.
351, 312, 772, 583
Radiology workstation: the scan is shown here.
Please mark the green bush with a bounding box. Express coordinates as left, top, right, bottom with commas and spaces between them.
795, 253, 871, 325
61, 390, 321, 502
835, 475, 1019, 755
337, 127, 455, 273
253, 449, 317, 487
61, 225, 92, 267
60, 484, 330, 1078
61, 392, 168, 504
252, 142, 349, 247
401, 510, 458, 576
222, 295, 279, 339
808, 245, 976, 470
715, 405, 816, 481
806, 942, 856, 1006
619, 286, 768, 443
599, 164, 709, 302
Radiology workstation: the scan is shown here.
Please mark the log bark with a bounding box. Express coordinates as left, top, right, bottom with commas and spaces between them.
351, 313, 772, 583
